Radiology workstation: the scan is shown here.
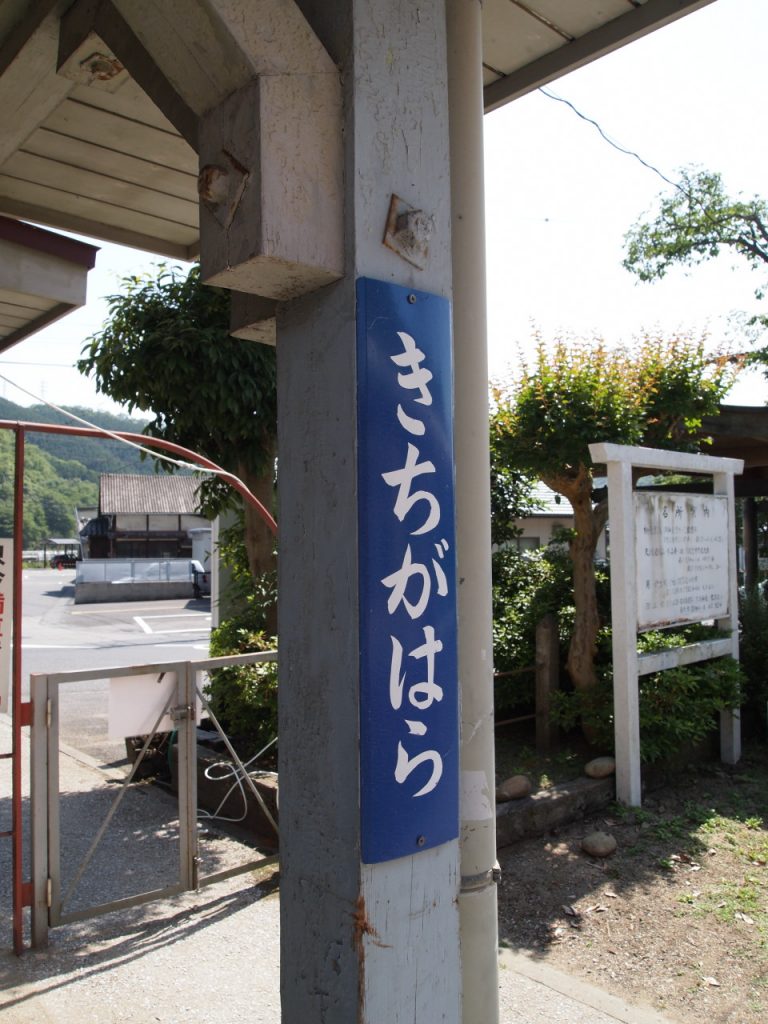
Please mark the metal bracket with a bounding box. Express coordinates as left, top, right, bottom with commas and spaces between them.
460, 863, 501, 894
383, 194, 434, 270
19, 701, 33, 728
170, 704, 193, 723
198, 149, 250, 232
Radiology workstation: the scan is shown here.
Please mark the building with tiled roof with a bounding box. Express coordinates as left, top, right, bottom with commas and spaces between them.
80, 474, 210, 560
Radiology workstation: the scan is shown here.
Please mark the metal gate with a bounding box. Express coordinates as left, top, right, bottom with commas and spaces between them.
29, 651, 278, 947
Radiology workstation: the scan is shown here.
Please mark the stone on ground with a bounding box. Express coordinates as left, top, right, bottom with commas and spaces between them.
581, 831, 617, 858
584, 756, 616, 779
496, 775, 532, 802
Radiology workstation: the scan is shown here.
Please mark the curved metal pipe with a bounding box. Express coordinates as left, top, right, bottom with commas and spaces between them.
0, 419, 278, 536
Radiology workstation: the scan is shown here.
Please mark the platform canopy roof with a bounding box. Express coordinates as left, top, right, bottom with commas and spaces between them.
0, 213, 97, 352
0, 0, 714, 264
481, 0, 715, 110
703, 407, 768, 496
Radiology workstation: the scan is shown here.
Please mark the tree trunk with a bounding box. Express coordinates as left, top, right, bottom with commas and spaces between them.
566, 485, 600, 693
542, 466, 604, 695
238, 458, 277, 634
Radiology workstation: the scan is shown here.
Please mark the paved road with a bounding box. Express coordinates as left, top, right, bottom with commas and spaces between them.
18, 569, 212, 766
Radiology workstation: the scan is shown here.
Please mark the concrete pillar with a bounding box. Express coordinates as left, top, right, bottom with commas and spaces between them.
277, 2, 461, 1021
446, 3, 500, 1023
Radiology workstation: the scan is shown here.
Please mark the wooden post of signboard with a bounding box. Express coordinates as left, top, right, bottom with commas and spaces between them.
604, 458, 642, 806
535, 613, 560, 754
714, 470, 741, 764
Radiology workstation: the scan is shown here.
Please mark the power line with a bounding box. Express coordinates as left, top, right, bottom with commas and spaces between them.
538, 86, 685, 197
536, 86, 767, 270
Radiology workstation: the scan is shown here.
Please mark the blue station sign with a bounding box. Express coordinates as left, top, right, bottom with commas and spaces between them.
357, 277, 459, 864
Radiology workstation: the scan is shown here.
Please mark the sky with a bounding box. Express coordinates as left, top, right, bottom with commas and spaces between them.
484, 0, 768, 403
1, 0, 766, 415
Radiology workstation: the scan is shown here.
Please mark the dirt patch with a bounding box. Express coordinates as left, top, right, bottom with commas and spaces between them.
496, 743, 768, 1023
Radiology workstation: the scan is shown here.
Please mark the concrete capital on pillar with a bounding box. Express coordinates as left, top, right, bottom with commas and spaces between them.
229, 290, 277, 345
198, 74, 344, 301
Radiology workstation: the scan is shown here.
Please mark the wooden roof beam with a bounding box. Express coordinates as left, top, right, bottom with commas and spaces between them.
0, 5, 75, 165
58, 0, 198, 149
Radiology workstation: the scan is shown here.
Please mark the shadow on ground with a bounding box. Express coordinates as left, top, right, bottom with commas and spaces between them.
497, 746, 768, 955
0, 777, 275, 946
0, 872, 279, 1017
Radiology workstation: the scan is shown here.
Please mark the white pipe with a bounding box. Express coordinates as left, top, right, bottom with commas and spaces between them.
446, 2, 500, 1022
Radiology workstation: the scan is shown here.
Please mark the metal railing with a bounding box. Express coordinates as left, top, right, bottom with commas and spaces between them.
75, 557, 200, 584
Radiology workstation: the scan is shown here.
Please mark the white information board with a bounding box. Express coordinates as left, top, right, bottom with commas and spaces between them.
0, 538, 13, 714
635, 492, 729, 630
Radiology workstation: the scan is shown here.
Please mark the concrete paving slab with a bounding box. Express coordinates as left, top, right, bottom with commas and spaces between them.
499, 949, 682, 1024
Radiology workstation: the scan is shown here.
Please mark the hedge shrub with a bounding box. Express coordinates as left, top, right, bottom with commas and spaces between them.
493, 543, 744, 763
205, 573, 278, 752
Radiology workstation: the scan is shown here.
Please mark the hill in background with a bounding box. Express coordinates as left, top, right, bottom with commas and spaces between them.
0, 398, 168, 546
0, 396, 151, 477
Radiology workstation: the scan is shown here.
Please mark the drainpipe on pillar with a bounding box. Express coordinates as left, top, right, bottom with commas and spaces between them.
447, 2, 500, 1022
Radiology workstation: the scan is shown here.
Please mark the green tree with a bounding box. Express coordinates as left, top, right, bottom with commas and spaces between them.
490, 335, 734, 698
489, 458, 542, 548
623, 166, 768, 342
78, 264, 277, 582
